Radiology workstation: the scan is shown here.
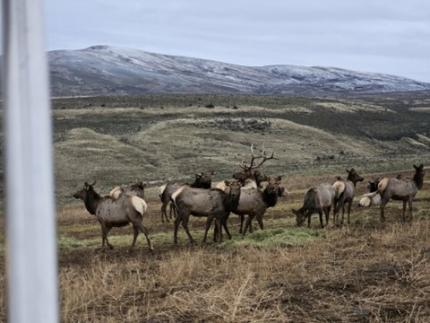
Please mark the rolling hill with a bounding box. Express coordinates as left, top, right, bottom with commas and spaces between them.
49, 45, 430, 97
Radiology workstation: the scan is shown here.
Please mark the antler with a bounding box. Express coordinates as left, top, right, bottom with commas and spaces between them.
253, 150, 277, 169
239, 144, 277, 171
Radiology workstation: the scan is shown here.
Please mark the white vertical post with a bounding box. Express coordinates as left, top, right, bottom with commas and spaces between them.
3, 0, 59, 322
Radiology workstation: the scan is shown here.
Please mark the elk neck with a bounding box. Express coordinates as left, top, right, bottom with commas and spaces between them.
263, 187, 278, 207
84, 189, 102, 215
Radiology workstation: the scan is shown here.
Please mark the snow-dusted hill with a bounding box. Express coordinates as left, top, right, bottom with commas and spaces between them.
49, 45, 430, 97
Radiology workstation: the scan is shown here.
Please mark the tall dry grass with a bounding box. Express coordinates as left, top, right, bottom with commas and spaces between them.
54, 219, 430, 322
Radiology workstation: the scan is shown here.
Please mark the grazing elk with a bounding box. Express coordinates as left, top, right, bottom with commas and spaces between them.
73, 182, 153, 251
377, 164, 425, 222
332, 168, 364, 225
293, 183, 335, 228
232, 145, 275, 187
171, 180, 241, 244
159, 171, 216, 223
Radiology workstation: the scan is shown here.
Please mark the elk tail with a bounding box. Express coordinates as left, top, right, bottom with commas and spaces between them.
159, 184, 167, 200
130, 196, 148, 216
333, 180, 346, 201
377, 177, 389, 195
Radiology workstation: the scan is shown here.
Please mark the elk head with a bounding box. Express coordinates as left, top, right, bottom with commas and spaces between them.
73, 181, 96, 200
413, 164, 425, 189
234, 144, 276, 185
346, 168, 364, 186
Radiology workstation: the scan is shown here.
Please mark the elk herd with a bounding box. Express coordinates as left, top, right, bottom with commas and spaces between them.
73, 146, 426, 251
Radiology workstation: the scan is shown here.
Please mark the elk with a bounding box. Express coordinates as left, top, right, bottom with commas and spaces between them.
73, 182, 153, 251
332, 168, 364, 225
109, 181, 146, 200
159, 171, 216, 223
377, 164, 425, 222
171, 180, 241, 244
293, 183, 335, 228
229, 176, 285, 236
232, 144, 276, 187
359, 177, 382, 207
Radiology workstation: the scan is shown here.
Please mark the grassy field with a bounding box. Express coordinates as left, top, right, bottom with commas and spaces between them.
51, 94, 430, 204
1, 94, 430, 322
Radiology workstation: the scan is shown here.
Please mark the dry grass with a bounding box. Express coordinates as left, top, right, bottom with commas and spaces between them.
54, 220, 430, 323
1, 172, 429, 322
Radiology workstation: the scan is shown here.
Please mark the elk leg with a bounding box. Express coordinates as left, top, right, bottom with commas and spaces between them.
256, 214, 264, 230
181, 214, 195, 245
402, 200, 407, 223
173, 215, 181, 245
222, 216, 232, 240
341, 204, 345, 225
215, 219, 222, 242
249, 218, 254, 233
333, 204, 337, 226
380, 205, 385, 223
169, 203, 176, 219
130, 225, 139, 250
203, 216, 214, 243
100, 224, 106, 249
239, 215, 244, 234
319, 210, 323, 228
105, 226, 113, 250
136, 222, 153, 251
408, 198, 413, 222
307, 213, 311, 228
243, 215, 254, 235
324, 207, 330, 226
347, 201, 352, 225
160, 203, 167, 223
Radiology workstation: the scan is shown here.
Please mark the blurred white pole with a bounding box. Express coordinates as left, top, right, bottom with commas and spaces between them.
3, 0, 59, 322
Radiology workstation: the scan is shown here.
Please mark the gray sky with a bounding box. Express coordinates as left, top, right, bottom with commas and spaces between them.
45, 0, 430, 81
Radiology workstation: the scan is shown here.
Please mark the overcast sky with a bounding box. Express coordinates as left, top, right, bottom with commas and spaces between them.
45, 0, 430, 81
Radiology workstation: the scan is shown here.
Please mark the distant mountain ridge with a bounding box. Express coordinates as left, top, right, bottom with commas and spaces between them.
49, 45, 430, 97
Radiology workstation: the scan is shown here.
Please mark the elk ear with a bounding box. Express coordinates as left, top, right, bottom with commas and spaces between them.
224, 180, 231, 186
413, 164, 418, 170
346, 169, 350, 173
419, 164, 424, 169
276, 175, 282, 181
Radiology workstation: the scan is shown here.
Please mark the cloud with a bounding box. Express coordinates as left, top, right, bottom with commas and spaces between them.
45, 0, 430, 81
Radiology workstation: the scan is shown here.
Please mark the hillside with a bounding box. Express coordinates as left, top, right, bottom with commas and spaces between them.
49, 46, 430, 97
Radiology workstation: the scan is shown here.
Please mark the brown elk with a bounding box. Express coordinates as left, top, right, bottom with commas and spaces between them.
332, 168, 364, 225
359, 177, 382, 207
232, 145, 276, 187
159, 171, 216, 223
293, 183, 336, 228
230, 176, 285, 236
171, 180, 241, 244
73, 182, 153, 251
378, 164, 425, 222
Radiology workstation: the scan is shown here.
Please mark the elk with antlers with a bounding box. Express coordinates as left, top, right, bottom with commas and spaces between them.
233, 144, 276, 187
